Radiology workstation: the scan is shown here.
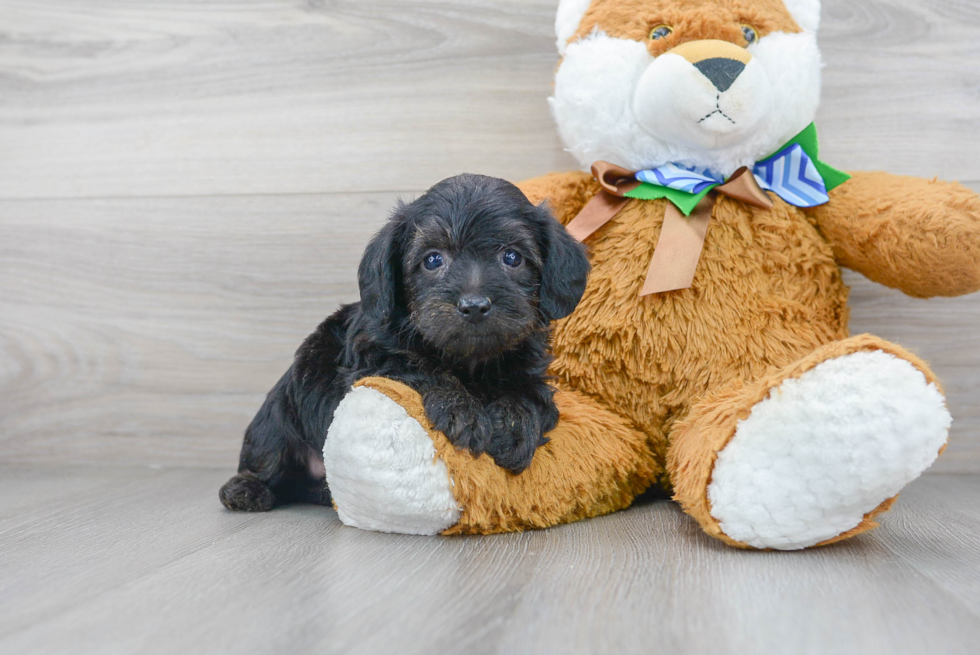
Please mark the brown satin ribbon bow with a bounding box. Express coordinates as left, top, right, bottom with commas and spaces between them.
565, 162, 774, 296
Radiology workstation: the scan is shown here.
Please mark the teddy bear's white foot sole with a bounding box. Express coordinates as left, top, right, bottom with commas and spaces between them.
707, 350, 950, 550
323, 386, 461, 535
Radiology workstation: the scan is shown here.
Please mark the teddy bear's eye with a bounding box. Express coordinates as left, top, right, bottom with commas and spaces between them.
741, 25, 759, 45
649, 25, 673, 41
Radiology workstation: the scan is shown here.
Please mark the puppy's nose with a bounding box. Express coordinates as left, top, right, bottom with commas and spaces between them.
456, 295, 492, 323
693, 58, 746, 92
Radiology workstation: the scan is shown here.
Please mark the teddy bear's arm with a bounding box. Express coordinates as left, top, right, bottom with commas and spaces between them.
807, 171, 980, 298
518, 171, 598, 226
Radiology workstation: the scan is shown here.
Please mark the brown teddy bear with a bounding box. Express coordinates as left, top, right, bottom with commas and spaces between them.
321, 0, 980, 549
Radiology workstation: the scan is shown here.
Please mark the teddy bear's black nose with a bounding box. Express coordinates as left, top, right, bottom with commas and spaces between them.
694, 57, 746, 93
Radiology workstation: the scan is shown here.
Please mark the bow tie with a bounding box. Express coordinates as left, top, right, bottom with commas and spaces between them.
565, 123, 850, 296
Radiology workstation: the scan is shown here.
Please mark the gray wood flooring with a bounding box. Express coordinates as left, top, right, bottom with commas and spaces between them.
1, 465, 979, 655
2, 1, 980, 653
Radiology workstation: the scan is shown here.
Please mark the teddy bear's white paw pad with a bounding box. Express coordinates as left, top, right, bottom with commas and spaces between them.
708, 351, 950, 550
323, 386, 461, 535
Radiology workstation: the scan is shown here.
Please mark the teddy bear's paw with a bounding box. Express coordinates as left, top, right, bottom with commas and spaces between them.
707, 350, 950, 550
323, 385, 461, 535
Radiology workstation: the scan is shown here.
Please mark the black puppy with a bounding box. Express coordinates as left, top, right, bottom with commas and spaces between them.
220, 174, 590, 512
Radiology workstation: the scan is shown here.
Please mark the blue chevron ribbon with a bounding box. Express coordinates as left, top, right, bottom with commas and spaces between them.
626, 123, 850, 215
635, 164, 725, 195
753, 143, 828, 207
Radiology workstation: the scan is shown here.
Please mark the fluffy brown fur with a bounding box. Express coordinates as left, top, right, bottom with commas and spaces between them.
510, 168, 976, 544
523, 172, 851, 473
343, 167, 977, 544
808, 172, 980, 298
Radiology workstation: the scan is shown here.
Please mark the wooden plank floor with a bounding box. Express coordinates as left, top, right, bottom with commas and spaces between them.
2, 465, 979, 655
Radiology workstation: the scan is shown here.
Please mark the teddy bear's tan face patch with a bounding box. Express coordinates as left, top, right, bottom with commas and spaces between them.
572, 0, 801, 56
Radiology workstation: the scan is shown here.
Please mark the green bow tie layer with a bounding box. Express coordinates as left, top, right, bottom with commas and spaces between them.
626, 123, 851, 215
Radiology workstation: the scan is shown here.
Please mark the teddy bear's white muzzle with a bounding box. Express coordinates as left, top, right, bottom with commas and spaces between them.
633, 53, 774, 151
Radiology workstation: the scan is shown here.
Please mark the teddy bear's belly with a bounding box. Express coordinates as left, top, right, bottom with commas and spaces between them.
550, 195, 850, 464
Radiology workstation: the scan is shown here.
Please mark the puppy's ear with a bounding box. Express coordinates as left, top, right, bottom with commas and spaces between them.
537, 203, 590, 321
358, 211, 406, 324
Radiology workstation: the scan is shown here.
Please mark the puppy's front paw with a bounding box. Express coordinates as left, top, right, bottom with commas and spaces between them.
219, 473, 276, 512
485, 398, 554, 474
422, 388, 492, 455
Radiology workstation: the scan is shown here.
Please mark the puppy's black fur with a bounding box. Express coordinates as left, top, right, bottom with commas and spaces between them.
220, 174, 590, 512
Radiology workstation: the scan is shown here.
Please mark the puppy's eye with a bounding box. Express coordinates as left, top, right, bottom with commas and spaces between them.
741, 25, 758, 45
649, 25, 672, 40
502, 249, 523, 268
422, 252, 444, 271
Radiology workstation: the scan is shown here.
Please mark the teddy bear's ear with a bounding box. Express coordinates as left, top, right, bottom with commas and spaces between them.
783, 0, 821, 32
555, 0, 594, 55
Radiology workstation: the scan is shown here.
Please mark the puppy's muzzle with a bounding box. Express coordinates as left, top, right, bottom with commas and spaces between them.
456, 295, 492, 324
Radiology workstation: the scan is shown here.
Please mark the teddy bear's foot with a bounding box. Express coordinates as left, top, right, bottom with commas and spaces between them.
323, 381, 462, 535
669, 335, 951, 550
323, 377, 659, 535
